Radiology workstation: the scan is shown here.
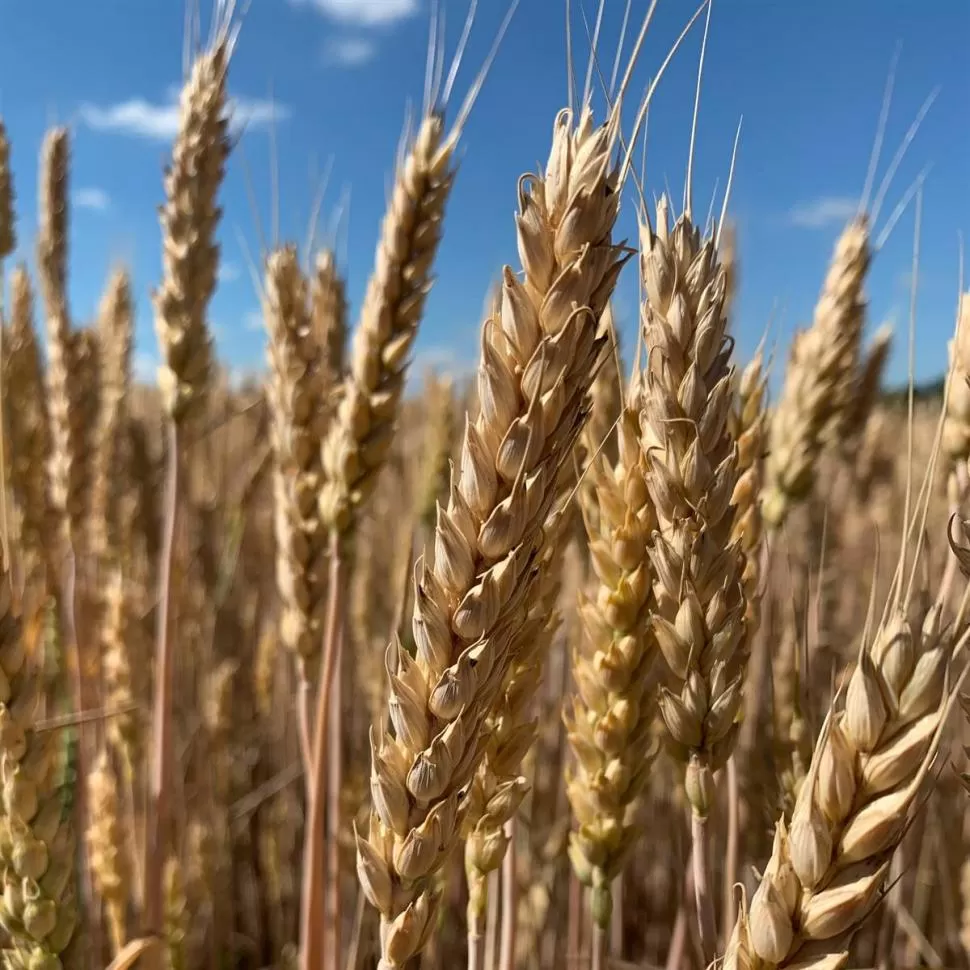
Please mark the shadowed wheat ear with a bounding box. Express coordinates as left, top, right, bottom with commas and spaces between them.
90, 269, 134, 567
357, 92, 629, 969
763, 217, 870, 530
0, 118, 14, 264
311, 247, 347, 399
0, 547, 78, 964
730, 344, 768, 639
88, 748, 131, 957
263, 246, 329, 681
2, 268, 52, 576
565, 402, 658, 933
942, 293, 970, 503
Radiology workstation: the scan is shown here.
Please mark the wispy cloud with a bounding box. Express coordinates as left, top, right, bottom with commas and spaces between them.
218, 262, 241, 284
788, 196, 858, 229
74, 187, 110, 211
80, 94, 291, 142
244, 309, 264, 332
325, 36, 377, 66
291, 0, 418, 26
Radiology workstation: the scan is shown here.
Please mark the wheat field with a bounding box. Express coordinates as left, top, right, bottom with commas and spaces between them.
0, 3, 967, 970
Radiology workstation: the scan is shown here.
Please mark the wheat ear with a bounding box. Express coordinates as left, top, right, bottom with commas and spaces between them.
0, 118, 14, 263
0, 548, 78, 965
88, 748, 131, 956
2, 268, 52, 576
320, 112, 460, 537
724, 600, 954, 969
311, 247, 347, 395
638, 196, 747, 959
943, 293, 970, 502
730, 346, 768, 639
144, 26, 232, 941
762, 219, 870, 529
90, 269, 134, 566
565, 402, 658, 932
37, 127, 75, 555
357, 101, 627, 970
264, 246, 329, 681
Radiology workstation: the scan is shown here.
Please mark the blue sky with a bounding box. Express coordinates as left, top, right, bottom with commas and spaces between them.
0, 0, 967, 391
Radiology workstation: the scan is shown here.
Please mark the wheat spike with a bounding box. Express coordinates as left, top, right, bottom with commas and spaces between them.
730, 347, 768, 639
725, 599, 952, 968
264, 245, 329, 679
320, 112, 458, 536
2, 268, 52, 573
87, 749, 131, 956
565, 404, 658, 927
311, 247, 347, 394
763, 219, 870, 529
0, 118, 15, 261
943, 293, 970, 496
154, 41, 229, 425
0, 548, 78, 965
90, 269, 134, 565
639, 195, 747, 814
358, 100, 628, 970
37, 128, 75, 554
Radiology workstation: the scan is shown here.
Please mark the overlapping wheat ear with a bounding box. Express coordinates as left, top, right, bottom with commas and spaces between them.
729, 314, 969, 969
356, 83, 634, 966
0, 118, 14, 265
0, 548, 78, 965
263, 246, 329, 681
724, 601, 965, 970
565, 399, 658, 941
638, 192, 749, 959
762, 219, 871, 530
90, 269, 134, 568
942, 293, 970, 503
2, 268, 52, 577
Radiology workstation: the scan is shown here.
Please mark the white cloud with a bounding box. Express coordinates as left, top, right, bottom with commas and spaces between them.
133, 354, 158, 384
218, 262, 241, 283
408, 346, 476, 385
74, 187, 110, 211
80, 94, 290, 141
788, 196, 858, 229
291, 0, 418, 26
325, 36, 377, 66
